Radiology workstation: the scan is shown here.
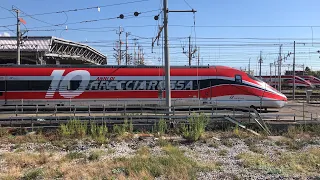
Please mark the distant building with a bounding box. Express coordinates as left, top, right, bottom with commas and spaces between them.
246, 70, 254, 75
285, 70, 306, 75
0, 36, 107, 65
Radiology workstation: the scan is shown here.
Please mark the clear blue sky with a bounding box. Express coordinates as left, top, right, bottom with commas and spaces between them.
1, 0, 320, 75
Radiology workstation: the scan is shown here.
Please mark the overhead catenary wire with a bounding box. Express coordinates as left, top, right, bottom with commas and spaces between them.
26, 13, 157, 30
0, 0, 152, 20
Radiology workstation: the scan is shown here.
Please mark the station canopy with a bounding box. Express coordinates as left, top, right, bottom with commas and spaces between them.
0, 36, 107, 65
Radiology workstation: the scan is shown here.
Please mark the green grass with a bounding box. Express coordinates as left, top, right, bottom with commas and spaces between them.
88, 151, 103, 161
218, 149, 228, 156
153, 118, 168, 136
180, 113, 208, 142
275, 138, 306, 150
236, 147, 320, 176
90, 122, 108, 144
22, 168, 43, 180
65, 152, 86, 160
112, 119, 133, 137
59, 119, 109, 143
248, 144, 264, 154
221, 138, 234, 147
59, 119, 87, 139
117, 144, 217, 179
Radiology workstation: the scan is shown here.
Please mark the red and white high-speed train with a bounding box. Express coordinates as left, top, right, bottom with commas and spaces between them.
0, 65, 287, 108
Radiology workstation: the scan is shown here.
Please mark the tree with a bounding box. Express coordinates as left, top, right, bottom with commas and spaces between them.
305, 66, 311, 73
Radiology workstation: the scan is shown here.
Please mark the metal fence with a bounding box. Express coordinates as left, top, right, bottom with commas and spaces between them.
1, 100, 319, 134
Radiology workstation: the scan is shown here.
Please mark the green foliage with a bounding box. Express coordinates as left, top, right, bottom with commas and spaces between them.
304, 67, 320, 78
22, 168, 43, 180
236, 147, 320, 176
248, 144, 264, 154
129, 118, 133, 133
305, 124, 320, 135
59, 119, 109, 143
124, 144, 216, 179
275, 138, 305, 150
285, 125, 304, 139
112, 124, 126, 136
59, 119, 87, 138
208, 141, 219, 148
66, 152, 86, 160
112, 118, 133, 136
181, 113, 208, 141
153, 119, 168, 136
90, 122, 108, 144
88, 151, 102, 161
305, 66, 311, 73
221, 138, 234, 147
218, 149, 228, 156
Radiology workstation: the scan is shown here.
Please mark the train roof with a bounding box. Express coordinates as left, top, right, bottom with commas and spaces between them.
259, 75, 305, 78
0, 64, 237, 70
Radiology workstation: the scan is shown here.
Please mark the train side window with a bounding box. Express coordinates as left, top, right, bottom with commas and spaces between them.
29, 81, 51, 90
235, 75, 242, 83
200, 79, 211, 89
0, 92, 2, 96
7, 81, 29, 91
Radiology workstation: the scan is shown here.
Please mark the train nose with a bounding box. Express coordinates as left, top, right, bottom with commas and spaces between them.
283, 96, 288, 102
281, 95, 288, 107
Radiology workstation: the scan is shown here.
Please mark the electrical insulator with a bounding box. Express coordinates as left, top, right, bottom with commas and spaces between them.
119, 14, 124, 19
134, 12, 140, 16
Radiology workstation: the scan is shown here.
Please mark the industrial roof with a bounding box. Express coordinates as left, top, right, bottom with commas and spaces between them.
0, 36, 51, 52
0, 36, 107, 65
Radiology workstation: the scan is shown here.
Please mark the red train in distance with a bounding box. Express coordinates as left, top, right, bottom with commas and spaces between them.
299, 75, 320, 87
0, 65, 287, 109
258, 75, 314, 89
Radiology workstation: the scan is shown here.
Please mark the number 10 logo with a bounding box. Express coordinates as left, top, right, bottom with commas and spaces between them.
45, 70, 91, 99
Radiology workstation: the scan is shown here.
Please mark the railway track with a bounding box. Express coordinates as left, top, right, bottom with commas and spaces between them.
0, 104, 318, 136
283, 91, 320, 100
285, 95, 320, 100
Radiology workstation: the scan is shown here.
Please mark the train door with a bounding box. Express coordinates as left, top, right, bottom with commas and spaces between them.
193, 77, 200, 106
210, 67, 217, 105
0, 76, 6, 105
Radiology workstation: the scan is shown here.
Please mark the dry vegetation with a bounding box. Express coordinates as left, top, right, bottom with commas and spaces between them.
236, 147, 320, 176
0, 119, 319, 179
0, 141, 216, 180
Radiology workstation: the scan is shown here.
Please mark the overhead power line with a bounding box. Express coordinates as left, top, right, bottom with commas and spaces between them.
27, 13, 155, 30
0, 24, 16, 28
0, 0, 152, 20
169, 25, 320, 28
17, 8, 56, 26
